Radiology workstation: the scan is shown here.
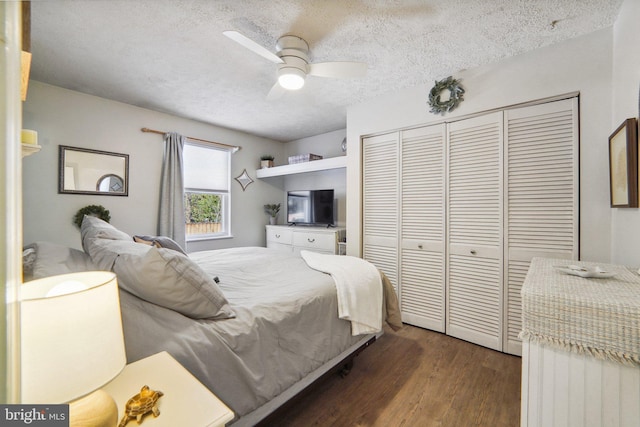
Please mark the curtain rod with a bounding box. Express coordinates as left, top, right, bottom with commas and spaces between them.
141, 127, 241, 153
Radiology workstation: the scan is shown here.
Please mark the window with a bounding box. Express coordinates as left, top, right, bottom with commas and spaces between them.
183, 142, 231, 240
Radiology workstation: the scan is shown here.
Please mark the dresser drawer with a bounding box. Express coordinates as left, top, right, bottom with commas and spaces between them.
266, 227, 293, 244
292, 231, 336, 251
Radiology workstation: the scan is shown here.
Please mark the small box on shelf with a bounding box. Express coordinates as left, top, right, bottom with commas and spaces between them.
288, 153, 323, 164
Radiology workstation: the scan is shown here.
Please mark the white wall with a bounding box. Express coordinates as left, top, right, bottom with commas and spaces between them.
610, 0, 640, 266
346, 29, 613, 262
22, 81, 285, 251
284, 128, 346, 160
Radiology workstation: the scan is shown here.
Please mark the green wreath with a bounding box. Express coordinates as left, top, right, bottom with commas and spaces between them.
428, 76, 465, 115
73, 204, 111, 229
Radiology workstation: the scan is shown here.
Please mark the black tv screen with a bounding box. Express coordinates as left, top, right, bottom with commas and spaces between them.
287, 189, 335, 226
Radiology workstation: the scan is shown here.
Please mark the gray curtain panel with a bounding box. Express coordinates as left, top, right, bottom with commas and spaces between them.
158, 132, 186, 249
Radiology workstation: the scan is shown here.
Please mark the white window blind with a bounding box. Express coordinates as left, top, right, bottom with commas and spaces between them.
183, 142, 231, 240
183, 143, 229, 192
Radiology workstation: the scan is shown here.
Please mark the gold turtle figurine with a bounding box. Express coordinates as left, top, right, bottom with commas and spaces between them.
118, 385, 164, 427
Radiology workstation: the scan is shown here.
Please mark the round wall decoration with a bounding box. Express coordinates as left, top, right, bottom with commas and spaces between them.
428, 76, 465, 115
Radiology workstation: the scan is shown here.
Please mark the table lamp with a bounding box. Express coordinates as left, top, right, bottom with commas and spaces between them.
21, 271, 127, 427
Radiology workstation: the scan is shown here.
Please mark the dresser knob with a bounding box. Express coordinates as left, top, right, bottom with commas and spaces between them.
470, 250, 477, 255
275, 234, 280, 238
308, 238, 315, 243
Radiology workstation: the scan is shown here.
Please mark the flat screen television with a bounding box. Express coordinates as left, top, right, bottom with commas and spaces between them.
287, 189, 335, 226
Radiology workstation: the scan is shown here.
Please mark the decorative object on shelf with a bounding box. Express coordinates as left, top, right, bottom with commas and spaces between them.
264, 203, 281, 225
234, 169, 254, 191
288, 153, 323, 164
59, 145, 129, 196
73, 204, 111, 229
427, 76, 465, 115
341, 137, 347, 153
21, 271, 126, 427
608, 118, 638, 208
260, 155, 274, 169
21, 129, 42, 157
21, 129, 38, 145
118, 385, 164, 427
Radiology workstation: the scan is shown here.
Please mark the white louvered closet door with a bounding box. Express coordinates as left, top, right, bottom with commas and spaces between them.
400, 125, 446, 331
447, 111, 504, 351
504, 98, 579, 356
362, 132, 400, 292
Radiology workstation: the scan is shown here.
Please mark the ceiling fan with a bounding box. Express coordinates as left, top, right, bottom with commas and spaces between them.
223, 30, 367, 98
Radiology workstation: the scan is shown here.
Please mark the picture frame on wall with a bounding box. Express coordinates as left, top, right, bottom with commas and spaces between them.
609, 118, 638, 207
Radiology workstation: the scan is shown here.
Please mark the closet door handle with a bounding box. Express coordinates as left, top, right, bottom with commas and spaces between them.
470, 249, 477, 255
418, 244, 423, 249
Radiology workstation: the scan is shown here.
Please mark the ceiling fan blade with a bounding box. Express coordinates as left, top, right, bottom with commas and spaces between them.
308, 61, 367, 78
223, 30, 284, 64
266, 81, 286, 100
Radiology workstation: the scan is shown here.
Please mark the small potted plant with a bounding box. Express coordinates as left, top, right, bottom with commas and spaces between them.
260, 155, 274, 169
264, 203, 281, 225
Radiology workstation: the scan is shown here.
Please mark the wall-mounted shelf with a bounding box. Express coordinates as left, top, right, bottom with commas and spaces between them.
256, 156, 346, 178
22, 143, 41, 158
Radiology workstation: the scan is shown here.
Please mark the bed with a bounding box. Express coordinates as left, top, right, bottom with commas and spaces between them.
24, 216, 401, 425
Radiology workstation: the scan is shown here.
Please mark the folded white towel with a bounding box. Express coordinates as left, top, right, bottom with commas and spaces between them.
300, 250, 382, 335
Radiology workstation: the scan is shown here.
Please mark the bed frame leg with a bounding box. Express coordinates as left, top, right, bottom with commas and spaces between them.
339, 360, 354, 378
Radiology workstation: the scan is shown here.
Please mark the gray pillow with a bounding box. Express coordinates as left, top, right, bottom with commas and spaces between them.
22, 247, 37, 281
85, 238, 148, 271
23, 241, 97, 281
81, 216, 130, 253
84, 236, 233, 320
114, 246, 234, 320
133, 235, 187, 255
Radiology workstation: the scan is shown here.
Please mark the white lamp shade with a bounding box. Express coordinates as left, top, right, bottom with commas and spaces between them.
21, 271, 126, 404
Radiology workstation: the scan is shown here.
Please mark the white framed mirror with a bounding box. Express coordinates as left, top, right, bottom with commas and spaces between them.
58, 145, 129, 196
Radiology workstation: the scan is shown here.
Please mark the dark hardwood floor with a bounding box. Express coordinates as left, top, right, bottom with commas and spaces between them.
272, 324, 521, 427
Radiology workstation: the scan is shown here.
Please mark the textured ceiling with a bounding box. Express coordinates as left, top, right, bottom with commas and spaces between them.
30, 0, 622, 142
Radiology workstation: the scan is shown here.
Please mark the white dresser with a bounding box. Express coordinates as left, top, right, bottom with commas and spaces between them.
266, 225, 346, 255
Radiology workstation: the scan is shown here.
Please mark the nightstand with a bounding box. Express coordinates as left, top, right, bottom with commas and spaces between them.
102, 351, 234, 427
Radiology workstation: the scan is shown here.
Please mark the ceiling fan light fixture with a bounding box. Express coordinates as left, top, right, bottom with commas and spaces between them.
278, 68, 306, 90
